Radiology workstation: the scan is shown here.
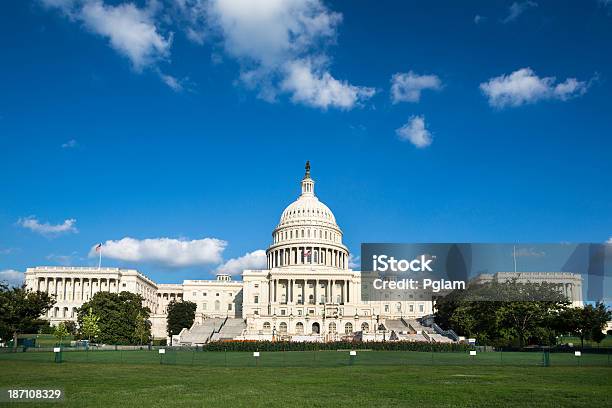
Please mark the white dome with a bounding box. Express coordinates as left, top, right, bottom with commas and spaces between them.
266, 162, 349, 270
278, 195, 337, 229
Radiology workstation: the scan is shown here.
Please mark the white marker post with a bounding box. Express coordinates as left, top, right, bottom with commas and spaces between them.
253, 351, 260, 367
349, 350, 357, 366
159, 348, 166, 365
469, 349, 476, 364
54, 347, 62, 364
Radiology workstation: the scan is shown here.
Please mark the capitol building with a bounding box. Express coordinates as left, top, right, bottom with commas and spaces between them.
24, 163, 583, 344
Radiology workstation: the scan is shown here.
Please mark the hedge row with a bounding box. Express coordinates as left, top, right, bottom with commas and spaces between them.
203, 341, 471, 352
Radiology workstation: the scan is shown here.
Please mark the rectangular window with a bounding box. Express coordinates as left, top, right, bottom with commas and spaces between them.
203, 292, 207, 296
298, 310, 302, 316
228, 304, 232, 311
384, 304, 389, 312
254, 295, 259, 304
254, 310, 259, 315
281, 309, 286, 315
419, 304, 424, 313
203, 303, 207, 310
409, 305, 414, 312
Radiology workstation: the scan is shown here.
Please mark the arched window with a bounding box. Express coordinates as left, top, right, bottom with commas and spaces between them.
279, 322, 288, 333
345, 322, 353, 334
328, 322, 337, 333
263, 322, 271, 332
361, 322, 369, 333
295, 322, 304, 334
396, 302, 402, 312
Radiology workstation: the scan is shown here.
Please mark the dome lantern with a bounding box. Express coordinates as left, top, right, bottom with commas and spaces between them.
301, 160, 315, 197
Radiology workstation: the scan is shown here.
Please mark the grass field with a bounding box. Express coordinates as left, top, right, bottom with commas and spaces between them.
0, 351, 610, 407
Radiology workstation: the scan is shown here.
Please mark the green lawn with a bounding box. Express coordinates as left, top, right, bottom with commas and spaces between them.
0, 351, 610, 407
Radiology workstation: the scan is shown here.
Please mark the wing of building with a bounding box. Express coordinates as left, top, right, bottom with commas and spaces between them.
24, 162, 583, 344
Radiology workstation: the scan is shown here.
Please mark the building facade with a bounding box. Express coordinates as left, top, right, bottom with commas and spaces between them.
24, 163, 583, 342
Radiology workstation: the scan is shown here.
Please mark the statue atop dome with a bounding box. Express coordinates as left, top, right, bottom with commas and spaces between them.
304, 160, 311, 179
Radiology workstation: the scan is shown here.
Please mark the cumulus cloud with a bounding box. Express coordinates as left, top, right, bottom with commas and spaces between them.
89, 237, 226, 267
203, 0, 374, 109
395, 115, 432, 148
41, 0, 177, 87
18, 216, 78, 236
215, 249, 267, 275
480, 68, 590, 108
282, 59, 375, 109
80, 0, 171, 71
390, 71, 442, 103
502, 1, 538, 23
0, 269, 25, 288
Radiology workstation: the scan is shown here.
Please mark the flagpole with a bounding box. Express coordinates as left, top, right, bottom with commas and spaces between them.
98, 246, 102, 270
513, 245, 517, 273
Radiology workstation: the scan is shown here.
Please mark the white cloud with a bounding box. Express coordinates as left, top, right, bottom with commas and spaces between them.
480, 68, 590, 108
348, 254, 360, 269
158, 72, 184, 91
80, 0, 172, 71
89, 237, 227, 267
61, 139, 78, 148
42, 0, 172, 71
0, 269, 25, 288
390, 71, 442, 103
18, 216, 78, 236
502, 1, 538, 24
215, 249, 267, 275
203, 0, 374, 109
606, 237, 612, 244
396, 115, 432, 148
282, 59, 375, 109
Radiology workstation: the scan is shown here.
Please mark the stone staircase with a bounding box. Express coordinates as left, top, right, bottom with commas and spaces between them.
179, 318, 225, 345
210, 318, 246, 341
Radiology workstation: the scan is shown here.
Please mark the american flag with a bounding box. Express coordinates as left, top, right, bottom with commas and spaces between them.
303, 249, 311, 256
95, 243, 102, 252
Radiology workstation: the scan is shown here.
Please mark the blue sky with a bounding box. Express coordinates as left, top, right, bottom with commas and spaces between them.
1, 0, 611, 285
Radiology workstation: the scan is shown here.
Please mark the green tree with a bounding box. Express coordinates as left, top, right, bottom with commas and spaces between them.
435, 279, 568, 348
134, 312, 149, 345
166, 300, 197, 338
81, 308, 101, 342
77, 292, 150, 345
63, 320, 78, 336
0, 283, 55, 350
560, 302, 611, 349
53, 322, 70, 346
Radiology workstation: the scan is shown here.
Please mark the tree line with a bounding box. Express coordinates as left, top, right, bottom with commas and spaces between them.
434, 279, 611, 349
